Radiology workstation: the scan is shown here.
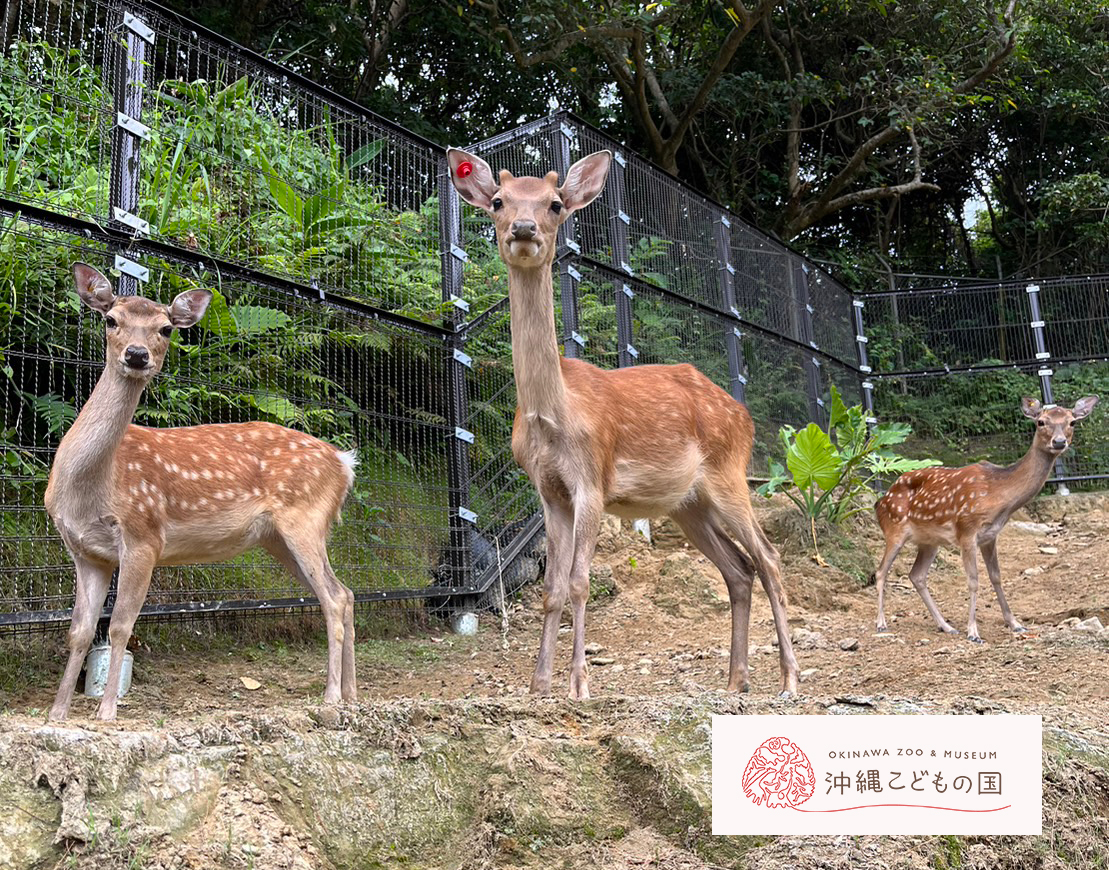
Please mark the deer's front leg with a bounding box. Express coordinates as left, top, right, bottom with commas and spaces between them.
98, 542, 159, 720
530, 498, 573, 696
980, 539, 1024, 633
49, 555, 113, 721
567, 497, 602, 702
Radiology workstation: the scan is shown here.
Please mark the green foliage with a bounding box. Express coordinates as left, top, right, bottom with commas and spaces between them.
757, 386, 939, 526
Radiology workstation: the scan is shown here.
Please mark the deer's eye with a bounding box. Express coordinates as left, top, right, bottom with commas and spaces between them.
550, 201, 563, 214
492, 197, 503, 211
104, 315, 117, 329
160, 325, 173, 338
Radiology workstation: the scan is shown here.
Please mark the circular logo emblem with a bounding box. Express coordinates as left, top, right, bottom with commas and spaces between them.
742, 736, 816, 808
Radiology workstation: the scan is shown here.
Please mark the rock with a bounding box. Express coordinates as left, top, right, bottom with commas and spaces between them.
1022, 566, 1045, 576
591, 657, 617, 666
240, 677, 262, 691
589, 564, 617, 598
790, 627, 829, 650
1038, 546, 1059, 555
584, 642, 605, 656
838, 637, 859, 652
639, 667, 651, 675
1059, 617, 1081, 628
1074, 617, 1104, 632
1009, 521, 1054, 535
800, 668, 819, 681
677, 662, 692, 672
637, 657, 653, 666
610, 664, 625, 674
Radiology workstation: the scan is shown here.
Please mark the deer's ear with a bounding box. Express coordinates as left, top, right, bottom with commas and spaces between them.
72, 262, 116, 314
447, 148, 498, 210
1020, 397, 1042, 419
560, 150, 611, 214
1072, 396, 1099, 420
168, 289, 212, 329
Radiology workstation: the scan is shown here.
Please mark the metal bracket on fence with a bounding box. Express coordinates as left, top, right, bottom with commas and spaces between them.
567, 264, 582, 281
570, 331, 586, 347
1026, 284, 1040, 294
855, 335, 868, 344
733, 327, 743, 339
452, 347, 473, 368
617, 210, 630, 226
860, 364, 872, 373
458, 507, 478, 524
730, 305, 741, 319
449, 294, 470, 313
565, 239, 581, 254
449, 243, 468, 262
111, 207, 149, 235
1038, 368, 1054, 377
719, 214, 731, 228
626, 343, 639, 359
736, 373, 748, 385
811, 356, 822, 368
620, 262, 634, 276
559, 121, 574, 140
116, 112, 150, 141
725, 263, 736, 276
614, 151, 627, 168
123, 12, 155, 44
622, 284, 635, 299
453, 427, 475, 444
853, 299, 865, 308
1030, 320, 1045, 329
1036, 351, 1051, 360
114, 254, 149, 283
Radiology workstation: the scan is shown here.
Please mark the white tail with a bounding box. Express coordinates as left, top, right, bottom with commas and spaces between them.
874, 395, 1098, 643
45, 263, 358, 720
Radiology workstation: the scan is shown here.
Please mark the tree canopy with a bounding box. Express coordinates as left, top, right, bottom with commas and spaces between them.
165, 0, 1109, 279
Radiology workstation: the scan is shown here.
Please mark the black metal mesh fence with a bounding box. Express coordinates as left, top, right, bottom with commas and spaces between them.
858, 276, 1109, 485
0, 1, 865, 632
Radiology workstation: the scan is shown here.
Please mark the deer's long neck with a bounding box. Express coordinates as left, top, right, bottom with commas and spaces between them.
1003, 441, 1057, 508
51, 367, 144, 497
508, 263, 568, 426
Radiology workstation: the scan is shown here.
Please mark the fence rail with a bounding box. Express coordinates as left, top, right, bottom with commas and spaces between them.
3, 0, 1108, 634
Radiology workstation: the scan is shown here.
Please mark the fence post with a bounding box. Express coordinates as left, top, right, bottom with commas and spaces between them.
713, 212, 748, 403
792, 262, 826, 426
852, 298, 877, 430
549, 119, 584, 358
97, 10, 153, 640
439, 162, 476, 593
608, 150, 637, 369
1026, 283, 1069, 494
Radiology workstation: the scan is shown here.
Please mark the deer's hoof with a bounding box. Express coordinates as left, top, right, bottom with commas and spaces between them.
940, 626, 961, 635
1012, 626, 1028, 634
968, 634, 984, 645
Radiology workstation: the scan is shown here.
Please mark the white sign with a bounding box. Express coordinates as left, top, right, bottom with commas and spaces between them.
712, 715, 1042, 835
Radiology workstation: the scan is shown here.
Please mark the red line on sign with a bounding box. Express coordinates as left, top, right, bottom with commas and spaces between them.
788, 804, 1011, 814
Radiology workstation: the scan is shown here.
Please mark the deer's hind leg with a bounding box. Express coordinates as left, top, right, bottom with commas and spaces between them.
266, 522, 349, 704
704, 482, 799, 695
672, 499, 757, 692
874, 527, 909, 632
904, 544, 959, 635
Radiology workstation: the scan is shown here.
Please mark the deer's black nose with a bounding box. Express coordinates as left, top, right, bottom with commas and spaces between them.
511, 220, 537, 240
1052, 437, 1068, 450
124, 346, 149, 369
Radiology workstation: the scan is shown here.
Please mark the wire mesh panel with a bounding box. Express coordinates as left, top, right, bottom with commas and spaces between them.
0, 0, 116, 224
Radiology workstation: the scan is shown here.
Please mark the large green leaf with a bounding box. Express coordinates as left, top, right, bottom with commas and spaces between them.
348, 139, 384, 171
756, 460, 791, 498
786, 423, 843, 491
303, 214, 375, 244
230, 305, 292, 335
303, 180, 346, 232
254, 145, 304, 225
251, 393, 301, 422
198, 289, 237, 336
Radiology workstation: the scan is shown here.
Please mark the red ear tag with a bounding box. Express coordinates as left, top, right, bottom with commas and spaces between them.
456, 161, 473, 178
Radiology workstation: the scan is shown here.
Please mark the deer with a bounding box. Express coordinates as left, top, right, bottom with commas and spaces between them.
446, 147, 799, 700
44, 263, 359, 721
874, 396, 1098, 643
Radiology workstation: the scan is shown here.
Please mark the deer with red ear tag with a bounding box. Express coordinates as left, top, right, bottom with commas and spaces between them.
46, 263, 359, 720
447, 147, 800, 700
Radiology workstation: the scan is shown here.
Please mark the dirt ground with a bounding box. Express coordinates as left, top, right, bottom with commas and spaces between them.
2, 493, 1108, 869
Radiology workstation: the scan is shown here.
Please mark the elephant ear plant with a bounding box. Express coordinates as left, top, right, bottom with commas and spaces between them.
757, 387, 940, 556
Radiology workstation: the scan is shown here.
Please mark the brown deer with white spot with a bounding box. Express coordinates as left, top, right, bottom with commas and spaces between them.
447, 147, 799, 700
874, 396, 1097, 643
45, 263, 358, 720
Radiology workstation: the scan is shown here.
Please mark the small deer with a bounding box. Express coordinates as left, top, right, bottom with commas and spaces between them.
45, 263, 358, 720
874, 396, 1097, 643
447, 147, 799, 699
